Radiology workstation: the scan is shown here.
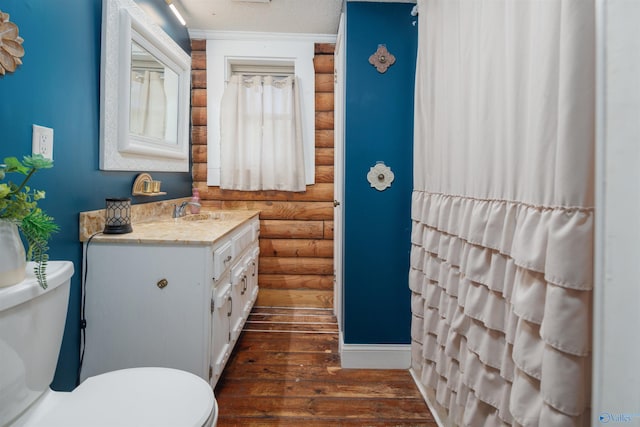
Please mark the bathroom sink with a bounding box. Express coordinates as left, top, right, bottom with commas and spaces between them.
179, 213, 215, 221
178, 212, 235, 222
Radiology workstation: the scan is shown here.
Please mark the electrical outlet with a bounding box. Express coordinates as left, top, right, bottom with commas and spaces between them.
32, 125, 54, 160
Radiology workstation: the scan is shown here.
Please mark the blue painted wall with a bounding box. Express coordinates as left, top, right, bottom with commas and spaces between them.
0, 0, 191, 391
343, 2, 417, 344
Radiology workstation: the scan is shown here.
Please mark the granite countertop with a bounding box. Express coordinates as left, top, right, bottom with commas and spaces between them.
79, 200, 259, 245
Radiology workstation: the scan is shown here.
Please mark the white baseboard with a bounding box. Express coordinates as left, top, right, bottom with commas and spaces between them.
409, 368, 449, 427
339, 332, 411, 369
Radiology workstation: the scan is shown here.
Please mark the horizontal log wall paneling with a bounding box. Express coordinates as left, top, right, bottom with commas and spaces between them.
191, 41, 336, 309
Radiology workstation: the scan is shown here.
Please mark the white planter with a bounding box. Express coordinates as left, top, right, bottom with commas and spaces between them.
0, 220, 26, 287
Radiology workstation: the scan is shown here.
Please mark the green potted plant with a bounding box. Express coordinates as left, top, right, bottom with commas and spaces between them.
0, 154, 58, 289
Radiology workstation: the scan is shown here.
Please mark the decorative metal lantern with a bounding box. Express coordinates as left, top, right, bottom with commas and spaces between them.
103, 198, 133, 234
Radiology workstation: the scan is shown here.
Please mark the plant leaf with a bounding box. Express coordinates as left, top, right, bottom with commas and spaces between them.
3, 157, 28, 174
20, 209, 59, 289
22, 154, 53, 170
0, 183, 10, 198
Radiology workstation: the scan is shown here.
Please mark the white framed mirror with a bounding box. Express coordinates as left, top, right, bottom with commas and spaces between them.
99, 0, 190, 172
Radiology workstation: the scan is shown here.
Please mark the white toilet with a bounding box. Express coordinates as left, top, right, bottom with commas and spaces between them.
0, 261, 218, 427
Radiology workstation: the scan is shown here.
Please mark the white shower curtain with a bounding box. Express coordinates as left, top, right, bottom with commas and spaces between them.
410, 1, 594, 426
130, 70, 167, 139
220, 74, 306, 191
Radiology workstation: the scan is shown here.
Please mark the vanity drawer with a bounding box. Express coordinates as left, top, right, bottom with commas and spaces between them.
212, 241, 233, 281
232, 224, 254, 257
252, 219, 260, 237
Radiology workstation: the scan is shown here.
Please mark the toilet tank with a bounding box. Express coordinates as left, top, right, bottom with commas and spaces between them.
0, 261, 74, 426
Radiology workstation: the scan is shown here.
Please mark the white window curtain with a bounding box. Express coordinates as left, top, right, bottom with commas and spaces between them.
220, 74, 306, 192
410, 1, 594, 426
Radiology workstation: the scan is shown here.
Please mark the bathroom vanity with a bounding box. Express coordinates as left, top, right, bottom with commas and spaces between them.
79, 209, 259, 387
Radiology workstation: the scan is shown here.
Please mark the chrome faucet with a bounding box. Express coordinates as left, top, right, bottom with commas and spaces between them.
173, 201, 201, 218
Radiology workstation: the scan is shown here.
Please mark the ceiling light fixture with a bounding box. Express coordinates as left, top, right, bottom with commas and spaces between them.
165, 0, 186, 26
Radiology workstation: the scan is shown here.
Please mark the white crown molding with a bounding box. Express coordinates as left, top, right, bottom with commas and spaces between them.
188, 29, 337, 43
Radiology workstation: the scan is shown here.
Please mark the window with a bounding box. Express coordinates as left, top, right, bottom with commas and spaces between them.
206, 38, 318, 187
219, 73, 306, 191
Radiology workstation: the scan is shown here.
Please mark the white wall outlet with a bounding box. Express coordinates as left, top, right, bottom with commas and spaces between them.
32, 124, 54, 160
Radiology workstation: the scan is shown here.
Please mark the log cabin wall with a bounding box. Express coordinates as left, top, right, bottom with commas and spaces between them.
190, 39, 335, 309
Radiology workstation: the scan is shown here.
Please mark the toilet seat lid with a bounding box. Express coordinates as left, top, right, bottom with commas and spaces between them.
35, 367, 214, 427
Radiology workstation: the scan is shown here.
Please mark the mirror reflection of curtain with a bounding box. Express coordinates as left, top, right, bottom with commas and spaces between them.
409, 0, 594, 425
163, 70, 179, 144
220, 74, 305, 192
130, 70, 166, 139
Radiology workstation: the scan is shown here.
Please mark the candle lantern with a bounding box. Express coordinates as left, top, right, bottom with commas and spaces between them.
103, 198, 133, 234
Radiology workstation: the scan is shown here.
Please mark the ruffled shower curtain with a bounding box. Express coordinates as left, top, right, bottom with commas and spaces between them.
220, 75, 306, 191
409, 1, 594, 425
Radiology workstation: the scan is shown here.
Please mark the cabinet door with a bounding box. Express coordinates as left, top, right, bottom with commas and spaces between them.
248, 244, 260, 307
211, 280, 232, 386
82, 244, 211, 381
230, 261, 247, 343
238, 243, 260, 318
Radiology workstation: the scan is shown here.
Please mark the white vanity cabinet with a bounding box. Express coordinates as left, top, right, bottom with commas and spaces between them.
80, 214, 259, 388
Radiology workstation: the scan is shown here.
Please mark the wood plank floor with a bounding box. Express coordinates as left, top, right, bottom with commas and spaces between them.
214, 306, 437, 426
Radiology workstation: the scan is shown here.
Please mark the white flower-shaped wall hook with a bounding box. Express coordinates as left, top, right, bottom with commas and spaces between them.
367, 162, 395, 191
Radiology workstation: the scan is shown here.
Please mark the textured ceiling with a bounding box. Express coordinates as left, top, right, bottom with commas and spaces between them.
178, 0, 344, 35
